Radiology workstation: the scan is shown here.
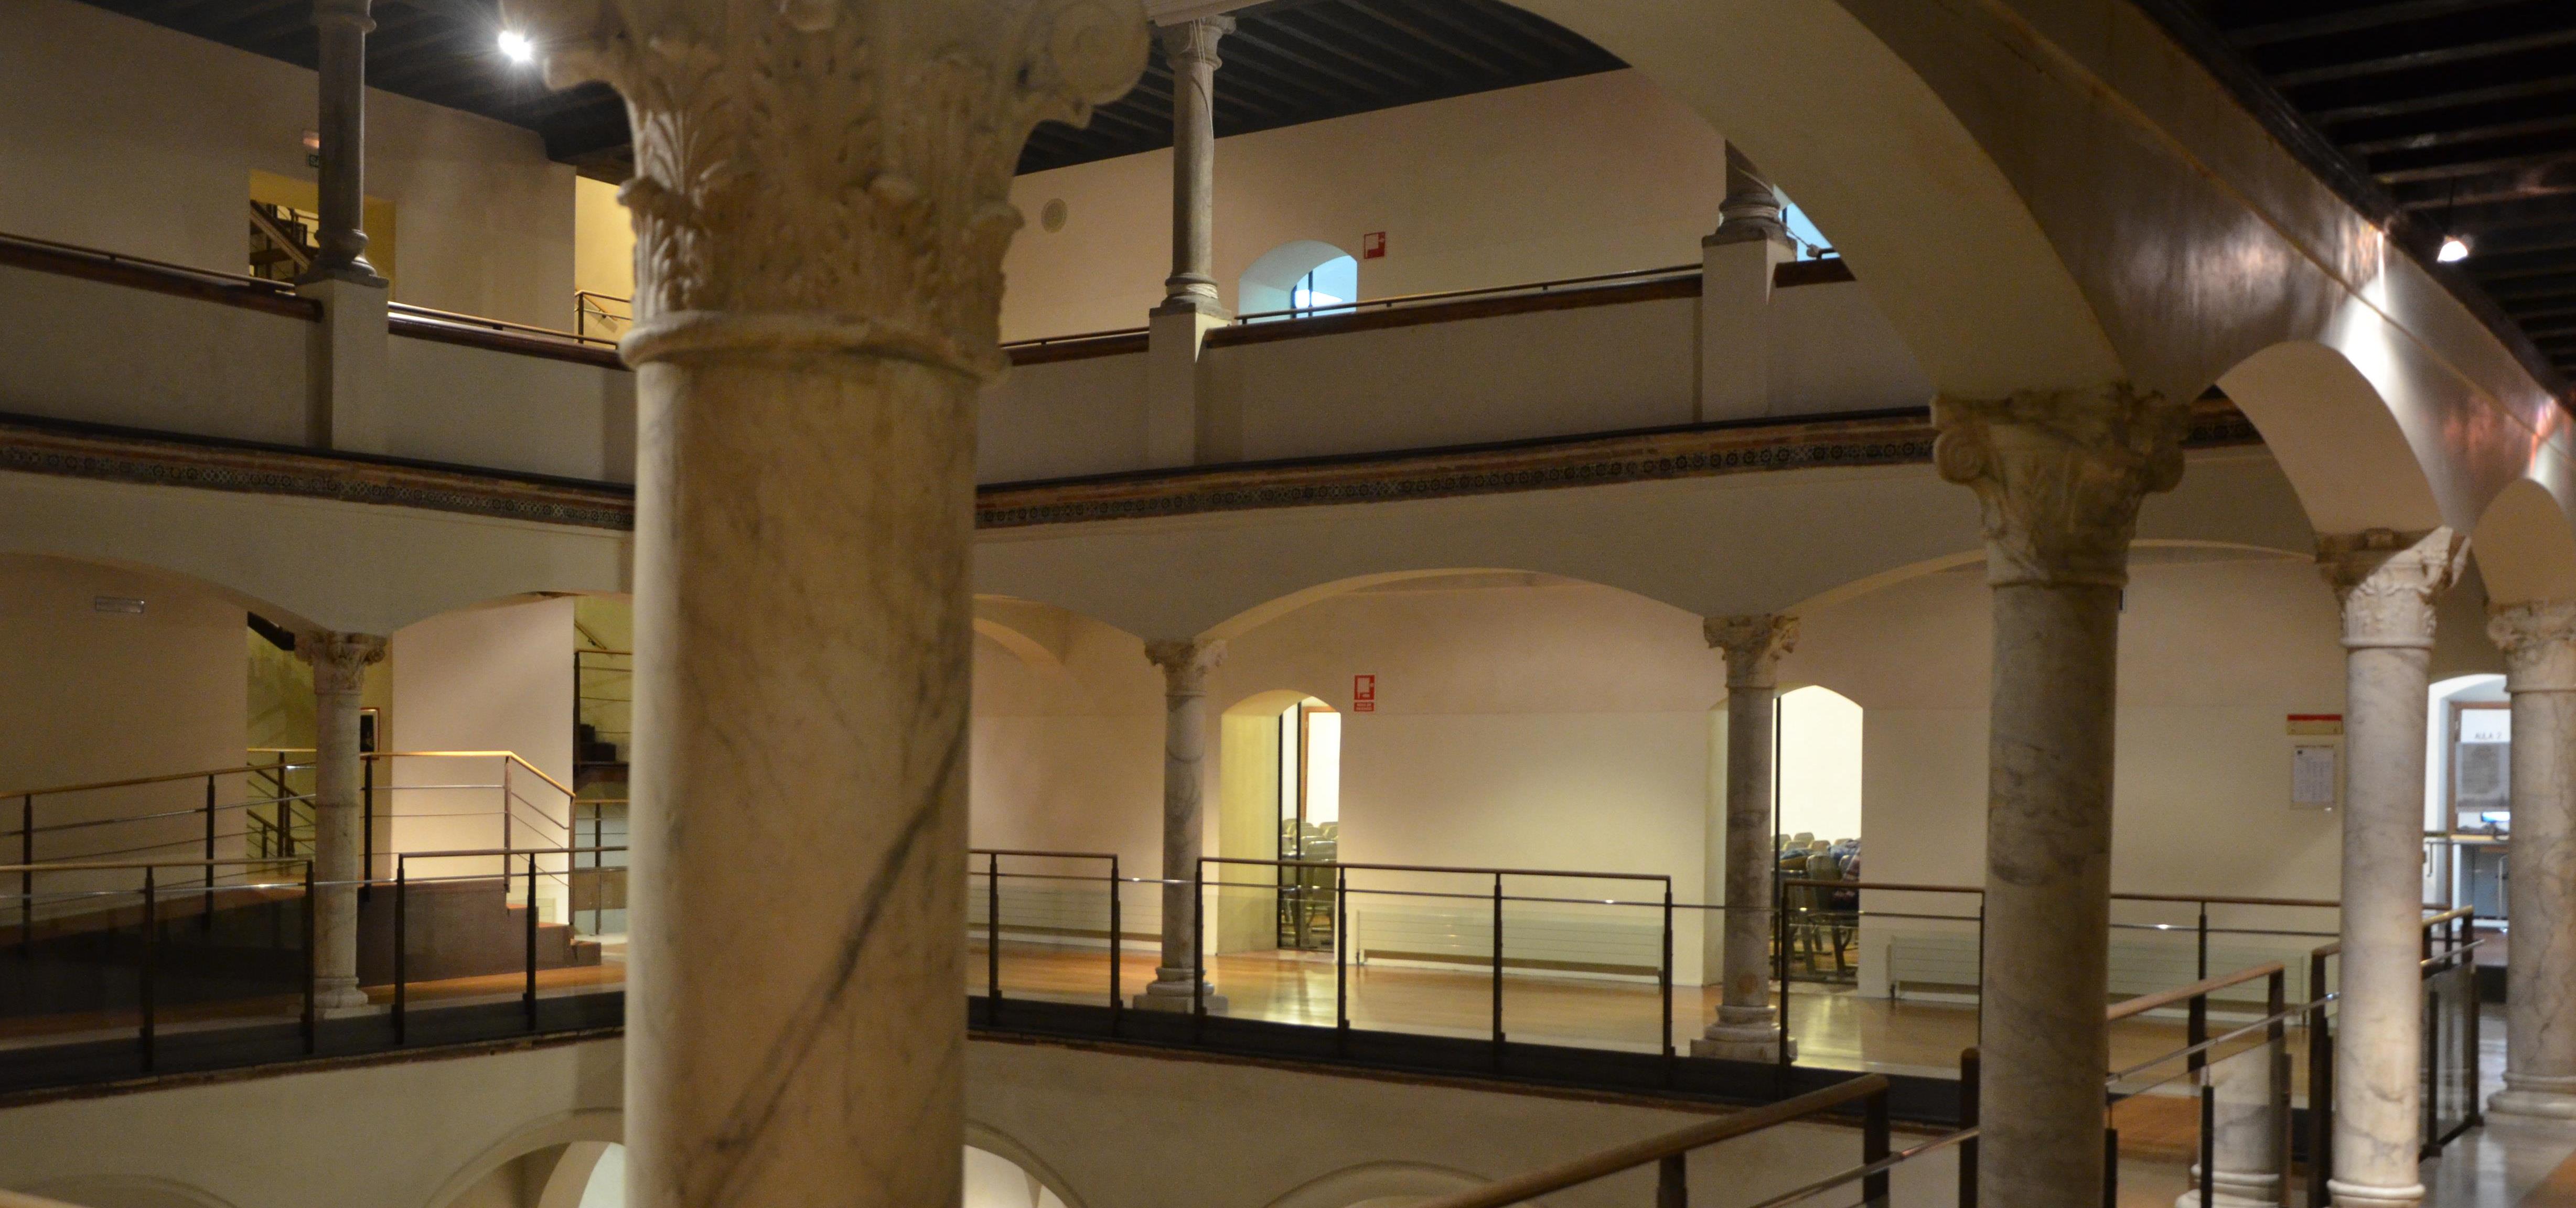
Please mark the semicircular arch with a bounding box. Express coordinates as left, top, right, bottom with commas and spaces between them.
2473, 478, 2576, 606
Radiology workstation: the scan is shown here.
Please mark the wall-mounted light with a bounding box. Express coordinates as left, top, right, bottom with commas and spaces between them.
2437, 235, 2472, 263
498, 30, 535, 64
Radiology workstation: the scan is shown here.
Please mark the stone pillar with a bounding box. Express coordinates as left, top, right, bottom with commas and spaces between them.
2180, 1050, 2285, 1208
1934, 386, 2189, 1207
1159, 16, 1232, 315
298, 631, 385, 1012
303, 0, 382, 285
1694, 614, 1797, 1062
1143, 16, 1234, 467
298, 0, 392, 454
2487, 600, 2576, 1119
2321, 527, 2466, 1208
1138, 638, 1227, 1010
504, 4, 1145, 1205
1699, 145, 1795, 423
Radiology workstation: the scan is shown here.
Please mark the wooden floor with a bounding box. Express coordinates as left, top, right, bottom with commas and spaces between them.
980, 942, 2302, 1086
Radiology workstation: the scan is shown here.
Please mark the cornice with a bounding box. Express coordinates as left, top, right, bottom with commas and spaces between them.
0, 401, 2262, 537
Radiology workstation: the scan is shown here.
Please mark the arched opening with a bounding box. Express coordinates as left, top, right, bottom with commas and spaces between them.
480, 1141, 1073, 1208
1240, 240, 1358, 320
2427, 673, 2510, 920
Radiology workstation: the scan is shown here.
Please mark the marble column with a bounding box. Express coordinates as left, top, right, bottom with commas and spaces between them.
504, 3, 1145, 1205
2181, 1049, 2285, 1208
298, 631, 385, 1012
1157, 16, 1233, 316
1138, 638, 1227, 1010
2487, 600, 2576, 1119
302, 0, 383, 285
2321, 527, 2466, 1208
1693, 614, 1797, 1062
1935, 386, 2189, 1208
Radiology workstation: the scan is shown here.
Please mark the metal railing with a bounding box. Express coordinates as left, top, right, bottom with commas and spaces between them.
1228, 262, 1702, 326
573, 290, 630, 342
1403, 1074, 1902, 1208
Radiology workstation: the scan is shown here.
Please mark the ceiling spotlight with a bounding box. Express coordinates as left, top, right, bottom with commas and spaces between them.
2437, 235, 2471, 263
498, 29, 535, 64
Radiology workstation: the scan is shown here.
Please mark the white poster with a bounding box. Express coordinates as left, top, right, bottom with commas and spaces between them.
2293, 743, 2338, 808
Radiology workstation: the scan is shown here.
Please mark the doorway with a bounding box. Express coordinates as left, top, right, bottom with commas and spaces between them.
1277, 698, 1342, 950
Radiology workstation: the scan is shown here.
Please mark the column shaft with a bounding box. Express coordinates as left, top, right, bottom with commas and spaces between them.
2322, 528, 2463, 1208
305, 0, 381, 283
1696, 615, 1796, 1060
1933, 386, 2188, 1208
300, 631, 383, 1011
2487, 601, 2576, 1118
1140, 639, 1225, 1009
502, 3, 1146, 1203
1982, 578, 2120, 1198
1158, 17, 1232, 312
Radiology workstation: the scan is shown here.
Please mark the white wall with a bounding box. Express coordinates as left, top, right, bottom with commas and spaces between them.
389, 597, 577, 885
385, 338, 637, 482
0, 0, 576, 329
0, 263, 313, 444
999, 70, 1729, 341
0, 555, 246, 872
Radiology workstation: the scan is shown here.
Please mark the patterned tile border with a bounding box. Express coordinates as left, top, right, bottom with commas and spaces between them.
0, 401, 2263, 536
0, 416, 636, 531
975, 400, 2262, 529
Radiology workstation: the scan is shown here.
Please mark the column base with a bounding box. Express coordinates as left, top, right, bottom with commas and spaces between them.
2324, 1179, 2427, 1208
1689, 1022, 1794, 1063
2488, 1075, 2576, 1120
2175, 1168, 2280, 1208
314, 979, 371, 1015
1134, 969, 1227, 1013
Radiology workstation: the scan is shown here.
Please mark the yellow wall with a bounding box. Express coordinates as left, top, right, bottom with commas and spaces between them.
248, 169, 398, 287
572, 177, 634, 303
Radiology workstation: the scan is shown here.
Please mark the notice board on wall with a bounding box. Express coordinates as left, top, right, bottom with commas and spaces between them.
2288, 714, 2342, 810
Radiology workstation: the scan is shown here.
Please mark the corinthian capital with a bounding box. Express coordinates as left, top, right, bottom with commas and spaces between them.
501, 0, 1149, 377
2490, 600, 2576, 691
2320, 528, 2467, 650
1144, 639, 1226, 696
297, 631, 389, 693
1705, 614, 1798, 689
1156, 14, 1233, 69
1931, 385, 2188, 588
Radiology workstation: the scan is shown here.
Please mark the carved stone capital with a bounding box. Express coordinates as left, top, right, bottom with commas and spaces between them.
2319, 528, 2466, 650
1705, 614, 1798, 689
1931, 385, 2188, 588
297, 631, 388, 694
1156, 14, 1233, 71
1144, 638, 1226, 696
2489, 600, 2576, 692
503, 0, 1149, 378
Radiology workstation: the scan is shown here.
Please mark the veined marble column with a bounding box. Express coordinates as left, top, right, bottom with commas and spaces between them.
2487, 600, 2576, 1119
1693, 614, 1797, 1062
1157, 16, 1232, 316
1935, 386, 2189, 1207
298, 631, 385, 1012
2181, 1049, 2285, 1207
2321, 528, 2465, 1208
1139, 638, 1227, 1010
504, 4, 1145, 1205
303, 0, 383, 284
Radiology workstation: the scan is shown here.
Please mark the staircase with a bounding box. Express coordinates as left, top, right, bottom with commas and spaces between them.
355, 877, 599, 984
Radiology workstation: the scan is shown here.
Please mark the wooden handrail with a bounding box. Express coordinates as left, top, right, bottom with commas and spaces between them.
1229, 262, 1702, 325
2105, 961, 2285, 1021
2310, 905, 2475, 961
364, 751, 579, 800
1778, 878, 2341, 911
1204, 855, 1668, 883
1402, 1075, 1890, 1208
0, 857, 308, 873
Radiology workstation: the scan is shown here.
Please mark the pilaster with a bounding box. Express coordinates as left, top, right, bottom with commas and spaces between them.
1699, 145, 1795, 423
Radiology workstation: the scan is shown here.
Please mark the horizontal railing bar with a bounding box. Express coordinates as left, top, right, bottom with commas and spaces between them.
1205, 856, 1669, 883
0, 230, 292, 291
1228, 262, 1701, 325
388, 300, 615, 348
2107, 962, 2285, 1022
2108, 997, 2328, 1082
1401, 1076, 1891, 1208
0, 762, 319, 800
971, 848, 1119, 861
998, 326, 1153, 350
0, 858, 309, 873
1741, 1126, 1980, 1208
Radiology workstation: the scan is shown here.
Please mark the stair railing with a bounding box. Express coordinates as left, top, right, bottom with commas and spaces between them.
390, 844, 627, 1042
1399, 1074, 1908, 1208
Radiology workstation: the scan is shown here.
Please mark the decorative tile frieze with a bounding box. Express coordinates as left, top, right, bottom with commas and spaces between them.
0, 401, 2260, 536
976, 399, 2260, 529
0, 414, 635, 531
